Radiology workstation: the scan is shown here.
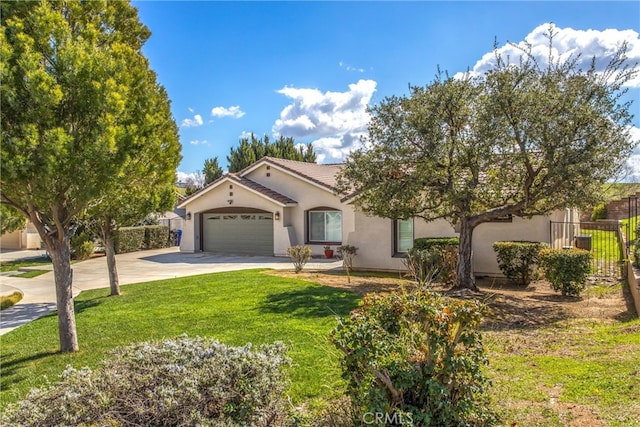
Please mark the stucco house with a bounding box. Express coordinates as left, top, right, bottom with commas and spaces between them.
177, 156, 576, 276
0, 221, 41, 250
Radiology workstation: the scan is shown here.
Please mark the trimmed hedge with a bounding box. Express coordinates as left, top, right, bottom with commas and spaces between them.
539, 248, 592, 296
492, 241, 548, 286
413, 237, 459, 286
144, 225, 170, 249
114, 226, 145, 254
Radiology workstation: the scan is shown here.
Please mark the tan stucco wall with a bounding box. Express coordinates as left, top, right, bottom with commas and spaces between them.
245, 165, 355, 257
0, 222, 41, 250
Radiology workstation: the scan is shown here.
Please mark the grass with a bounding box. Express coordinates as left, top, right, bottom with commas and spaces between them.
0, 269, 360, 410
1, 270, 639, 426
0, 257, 52, 272
12, 270, 49, 278
0, 292, 23, 310
601, 182, 640, 202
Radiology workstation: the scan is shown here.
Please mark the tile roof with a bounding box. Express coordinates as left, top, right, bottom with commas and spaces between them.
257, 157, 344, 191
228, 174, 297, 205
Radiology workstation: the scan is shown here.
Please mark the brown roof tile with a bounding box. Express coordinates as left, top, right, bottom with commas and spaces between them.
228, 174, 297, 205
257, 157, 343, 190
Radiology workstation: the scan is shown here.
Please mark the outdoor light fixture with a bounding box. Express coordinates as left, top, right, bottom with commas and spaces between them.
186, 212, 192, 220
274, 211, 281, 220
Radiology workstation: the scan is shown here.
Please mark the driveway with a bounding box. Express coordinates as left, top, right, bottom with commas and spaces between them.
0, 247, 341, 335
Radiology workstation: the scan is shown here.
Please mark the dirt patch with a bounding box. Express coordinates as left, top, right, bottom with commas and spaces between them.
266, 270, 631, 326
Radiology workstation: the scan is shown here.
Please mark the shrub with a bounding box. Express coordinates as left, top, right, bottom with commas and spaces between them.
403, 248, 439, 288
144, 225, 170, 249
492, 241, 549, 286
287, 245, 312, 273
1, 336, 291, 427
114, 226, 145, 253
331, 291, 494, 426
539, 248, 592, 296
413, 237, 459, 285
0, 291, 23, 310
70, 232, 94, 260
336, 245, 358, 283
591, 203, 608, 221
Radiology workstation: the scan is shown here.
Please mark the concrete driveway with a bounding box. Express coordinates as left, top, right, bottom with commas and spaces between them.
0, 247, 341, 335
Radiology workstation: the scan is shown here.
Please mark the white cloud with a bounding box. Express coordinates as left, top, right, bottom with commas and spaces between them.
273, 79, 377, 163
189, 139, 209, 146
211, 105, 245, 119
339, 61, 366, 73
456, 23, 640, 87
176, 171, 202, 183
180, 114, 203, 128
239, 130, 254, 139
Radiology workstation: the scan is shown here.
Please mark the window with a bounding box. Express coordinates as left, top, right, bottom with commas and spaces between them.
395, 219, 413, 253
308, 210, 342, 243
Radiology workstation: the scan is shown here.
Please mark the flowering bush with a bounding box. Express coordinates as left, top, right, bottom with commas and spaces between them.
2, 336, 291, 426
330, 291, 494, 426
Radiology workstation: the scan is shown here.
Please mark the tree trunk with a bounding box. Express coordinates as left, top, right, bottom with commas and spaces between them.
102, 219, 121, 296
48, 235, 79, 352
454, 217, 479, 291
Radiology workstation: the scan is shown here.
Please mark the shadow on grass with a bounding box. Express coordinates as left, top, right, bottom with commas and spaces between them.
74, 296, 107, 314
258, 286, 360, 318
0, 350, 59, 394
481, 293, 570, 332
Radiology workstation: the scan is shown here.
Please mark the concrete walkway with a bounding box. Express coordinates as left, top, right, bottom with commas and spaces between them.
0, 248, 341, 335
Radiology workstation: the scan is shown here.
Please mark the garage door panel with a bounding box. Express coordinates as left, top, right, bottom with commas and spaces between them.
203, 213, 273, 255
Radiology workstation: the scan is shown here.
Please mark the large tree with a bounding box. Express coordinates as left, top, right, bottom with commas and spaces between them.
1, 202, 26, 235
227, 133, 317, 172
203, 157, 223, 185
337, 31, 638, 290
0, 0, 180, 351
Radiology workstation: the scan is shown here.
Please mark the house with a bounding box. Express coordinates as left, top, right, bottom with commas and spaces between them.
0, 221, 41, 250
177, 157, 576, 276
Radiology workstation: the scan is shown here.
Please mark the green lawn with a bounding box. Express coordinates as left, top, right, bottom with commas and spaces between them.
0, 269, 360, 410
0, 257, 52, 272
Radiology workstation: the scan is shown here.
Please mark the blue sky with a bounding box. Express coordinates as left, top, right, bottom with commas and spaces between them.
132, 1, 640, 181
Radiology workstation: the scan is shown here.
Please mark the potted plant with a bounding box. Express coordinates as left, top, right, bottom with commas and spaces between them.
323, 244, 334, 259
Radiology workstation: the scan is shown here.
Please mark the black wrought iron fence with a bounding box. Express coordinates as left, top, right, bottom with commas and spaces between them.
549, 221, 624, 278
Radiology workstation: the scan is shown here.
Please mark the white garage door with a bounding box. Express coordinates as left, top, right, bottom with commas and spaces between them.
203, 213, 273, 256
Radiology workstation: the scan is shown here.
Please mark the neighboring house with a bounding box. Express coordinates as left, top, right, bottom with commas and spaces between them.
177, 156, 576, 276
0, 221, 41, 250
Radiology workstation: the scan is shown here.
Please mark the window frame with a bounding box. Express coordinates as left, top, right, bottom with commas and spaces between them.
306, 208, 342, 245
393, 218, 414, 256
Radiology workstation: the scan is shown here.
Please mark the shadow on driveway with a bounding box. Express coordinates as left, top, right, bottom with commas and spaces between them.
1, 302, 57, 332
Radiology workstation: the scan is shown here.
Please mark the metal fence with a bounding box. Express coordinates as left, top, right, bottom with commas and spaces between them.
549, 221, 624, 278
158, 217, 184, 232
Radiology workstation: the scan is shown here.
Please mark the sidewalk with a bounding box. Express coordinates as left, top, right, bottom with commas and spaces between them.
0, 248, 341, 335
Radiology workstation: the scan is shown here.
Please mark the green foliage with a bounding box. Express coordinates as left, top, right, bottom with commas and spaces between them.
1, 336, 290, 426
492, 241, 549, 286
413, 238, 459, 286
331, 291, 493, 426
403, 248, 440, 288
70, 232, 94, 260
539, 248, 593, 296
591, 203, 608, 221
144, 225, 170, 249
286, 245, 312, 273
336, 28, 637, 289
114, 227, 145, 254
0, 203, 25, 235
203, 157, 224, 185
0, 291, 23, 311
227, 133, 317, 172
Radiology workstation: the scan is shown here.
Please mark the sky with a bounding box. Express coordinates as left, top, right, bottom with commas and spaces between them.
132, 1, 640, 182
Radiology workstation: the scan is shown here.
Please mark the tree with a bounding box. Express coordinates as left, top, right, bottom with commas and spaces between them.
0, 0, 180, 351
0, 202, 26, 235
227, 133, 317, 172
337, 29, 638, 290
203, 157, 223, 185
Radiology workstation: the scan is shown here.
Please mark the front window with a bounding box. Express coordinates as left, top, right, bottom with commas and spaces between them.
395, 219, 413, 253
308, 210, 342, 243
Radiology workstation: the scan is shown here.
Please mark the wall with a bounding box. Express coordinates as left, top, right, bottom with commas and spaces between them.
245, 164, 355, 257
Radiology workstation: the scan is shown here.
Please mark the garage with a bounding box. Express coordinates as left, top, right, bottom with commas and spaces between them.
202, 212, 274, 256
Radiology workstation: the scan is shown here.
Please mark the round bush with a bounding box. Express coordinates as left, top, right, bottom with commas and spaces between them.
539, 248, 592, 296
492, 241, 548, 286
